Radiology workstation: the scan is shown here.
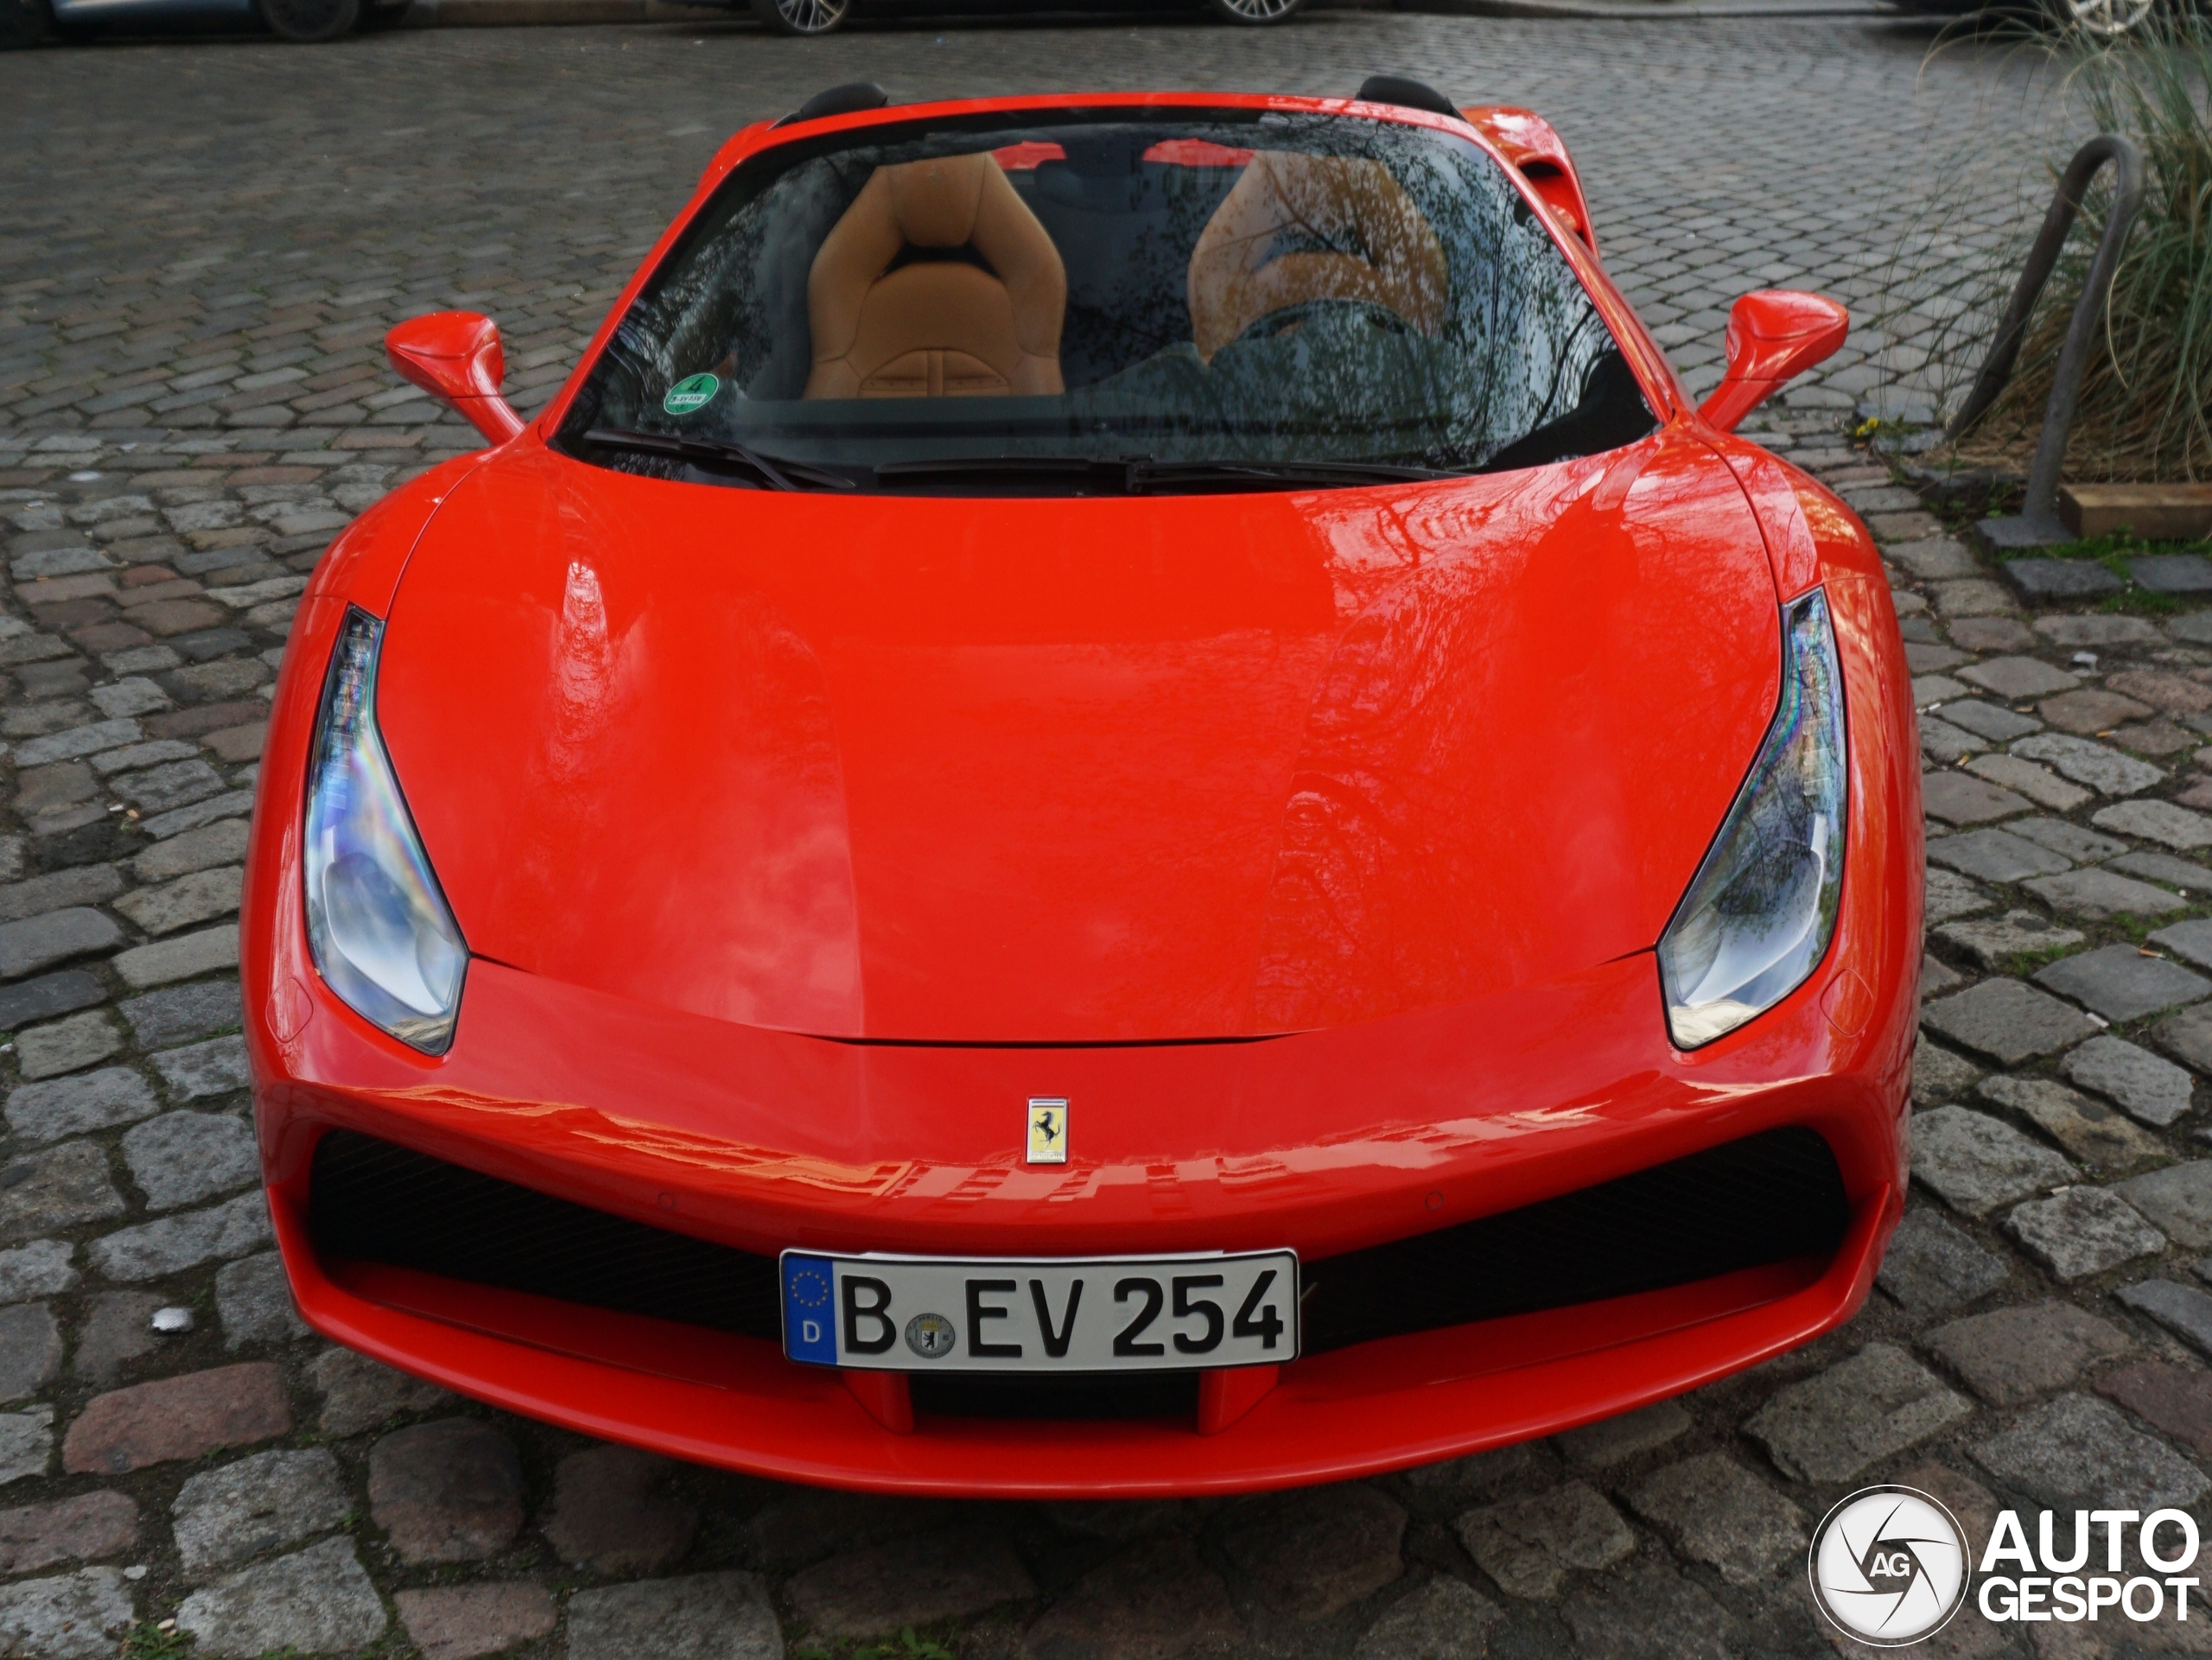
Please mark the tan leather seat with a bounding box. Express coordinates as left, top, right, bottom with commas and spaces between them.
1186, 152, 1448, 365
804, 153, 1067, 399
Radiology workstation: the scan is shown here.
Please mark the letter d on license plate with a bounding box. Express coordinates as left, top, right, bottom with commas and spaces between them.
779, 1250, 1299, 1372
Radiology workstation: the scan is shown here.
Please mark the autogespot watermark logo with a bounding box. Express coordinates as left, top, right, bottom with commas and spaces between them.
1809, 1486, 1971, 1647
1808, 1488, 2208, 1646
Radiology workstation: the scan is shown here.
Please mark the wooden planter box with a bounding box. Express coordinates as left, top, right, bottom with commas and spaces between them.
2059, 484, 2212, 542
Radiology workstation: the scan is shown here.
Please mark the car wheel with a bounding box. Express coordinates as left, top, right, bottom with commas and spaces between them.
2052, 0, 2155, 31
257, 0, 359, 39
1205, 0, 1304, 23
750, 0, 849, 33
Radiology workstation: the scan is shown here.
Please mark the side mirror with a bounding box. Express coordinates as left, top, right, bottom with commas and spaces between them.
385, 312, 526, 447
1697, 290, 1850, 434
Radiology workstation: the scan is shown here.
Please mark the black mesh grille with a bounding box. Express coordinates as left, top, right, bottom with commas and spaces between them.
310, 1124, 1847, 1374
308, 1129, 783, 1340
1298, 1126, 1849, 1354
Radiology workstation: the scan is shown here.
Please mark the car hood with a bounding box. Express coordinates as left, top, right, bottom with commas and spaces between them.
377, 429, 1780, 1042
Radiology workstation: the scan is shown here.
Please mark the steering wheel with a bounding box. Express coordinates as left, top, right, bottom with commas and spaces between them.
1230, 297, 1421, 349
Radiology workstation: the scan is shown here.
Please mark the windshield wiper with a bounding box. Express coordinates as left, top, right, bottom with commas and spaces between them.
583, 429, 852, 493
872, 455, 1458, 493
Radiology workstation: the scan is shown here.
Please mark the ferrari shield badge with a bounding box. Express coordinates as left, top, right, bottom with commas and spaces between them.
1027, 1097, 1068, 1165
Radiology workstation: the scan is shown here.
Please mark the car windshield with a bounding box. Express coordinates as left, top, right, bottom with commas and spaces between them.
554, 107, 1656, 493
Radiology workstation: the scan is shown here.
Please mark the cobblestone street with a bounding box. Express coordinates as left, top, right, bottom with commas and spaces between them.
0, 12, 2192, 1660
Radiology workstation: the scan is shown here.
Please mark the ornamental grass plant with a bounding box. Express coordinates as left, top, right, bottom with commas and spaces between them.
1921, 17, 2212, 481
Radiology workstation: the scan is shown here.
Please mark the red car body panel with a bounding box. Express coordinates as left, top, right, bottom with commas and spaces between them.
244, 90, 1922, 1495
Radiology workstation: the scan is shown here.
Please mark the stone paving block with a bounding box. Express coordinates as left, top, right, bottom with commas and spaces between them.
1973, 761, 2088, 818
2035, 947, 2212, 1027
1921, 953, 1961, 999
1910, 1040, 1984, 1108
0, 1490, 137, 1575
1923, 772, 2031, 826
1021, 1533, 1243, 1658
1877, 1207, 2007, 1315
214, 1250, 308, 1347
1920, 717, 1980, 764
2043, 687, 2157, 735
2006, 1187, 2166, 1281
0, 1567, 134, 1660
567, 1571, 782, 1660
151, 1032, 249, 1099
0, 1142, 124, 1244
0, 1239, 77, 1303
1972, 1392, 2209, 1511
1453, 1481, 1633, 1599
70, 1292, 165, 1389
0, 906, 120, 980
0, 1304, 61, 1405
2097, 1361, 2212, 1462
1959, 656, 2082, 700
11, 1008, 121, 1080
543, 1443, 698, 1574
1352, 1576, 1497, 1660
1217, 1484, 1408, 1619
369, 1417, 524, 1562
1554, 1399, 1693, 1468
2010, 817, 2128, 862
2113, 849, 2212, 892
395, 1582, 558, 1660
2013, 733, 2166, 796
175, 1536, 387, 1658
0, 969, 107, 1033
791, 1531, 1039, 1646
314, 1345, 455, 1435
2003, 559, 2122, 601
1912, 1104, 2079, 1215
1923, 1301, 2133, 1405
172, 1446, 347, 1579
1934, 909, 2083, 972
1922, 982, 2099, 1066
2026, 868, 2190, 920
2063, 1034, 2196, 1126
2119, 1161, 2212, 1249
2131, 555, 2212, 593
2117, 1278, 2212, 1362
115, 864, 241, 937
62, 1361, 289, 1473
2155, 918, 2212, 972
121, 1109, 258, 1212
2096, 798, 2212, 850
130, 816, 246, 882
86, 1187, 270, 1280
3, 1064, 156, 1145
1559, 1568, 1745, 1660
1925, 829, 2070, 885
113, 919, 238, 988
1398, 1443, 1539, 1504
0, 1408, 54, 1487
1933, 579, 2017, 618
1924, 868, 1994, 925
1625, 1453, 1806, 1586
1743, 1342, 1972, 1485
1947, 702, 2043, 744
1977, 1074, 2166, 1171
119, 976, 241, 1047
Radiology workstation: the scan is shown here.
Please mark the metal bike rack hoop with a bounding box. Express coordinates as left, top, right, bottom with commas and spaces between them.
1948, 131, 2145, 548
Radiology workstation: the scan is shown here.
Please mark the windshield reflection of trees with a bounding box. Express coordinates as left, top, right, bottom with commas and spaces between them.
564, 117, 1655, 480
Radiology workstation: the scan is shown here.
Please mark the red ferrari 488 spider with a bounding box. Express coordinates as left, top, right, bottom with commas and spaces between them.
243, 75, 1921, 1496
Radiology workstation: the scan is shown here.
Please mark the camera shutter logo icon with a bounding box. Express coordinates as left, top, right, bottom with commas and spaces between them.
1808, 1485, 1969, 1647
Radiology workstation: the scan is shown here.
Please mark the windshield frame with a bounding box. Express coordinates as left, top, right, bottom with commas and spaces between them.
531, 93, 1686, 473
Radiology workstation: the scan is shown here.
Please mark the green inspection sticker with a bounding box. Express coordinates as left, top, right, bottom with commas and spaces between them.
662, 372, 721, 417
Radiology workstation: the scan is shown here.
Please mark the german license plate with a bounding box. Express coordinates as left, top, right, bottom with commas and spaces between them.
779, 1250, 1299, 1372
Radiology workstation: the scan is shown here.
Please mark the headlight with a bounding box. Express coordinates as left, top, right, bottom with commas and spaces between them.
1657, 588, 1847, 1049
303, 607, 467, 1054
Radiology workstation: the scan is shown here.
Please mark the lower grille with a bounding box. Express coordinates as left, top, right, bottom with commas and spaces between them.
308, 1130, 783, 1340
309, 1124, 1847, 1379
1298, 1126, 1849, 1354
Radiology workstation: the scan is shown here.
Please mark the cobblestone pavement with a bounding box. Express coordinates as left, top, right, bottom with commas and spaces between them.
0, 13, 2173, 1660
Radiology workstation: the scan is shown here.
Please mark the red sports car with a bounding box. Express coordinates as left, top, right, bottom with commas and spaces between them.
244, 76, 1920, 1497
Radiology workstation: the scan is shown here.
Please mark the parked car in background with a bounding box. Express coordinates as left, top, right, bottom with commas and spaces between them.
2, 0, 407, 45
748, 0, 1300, 33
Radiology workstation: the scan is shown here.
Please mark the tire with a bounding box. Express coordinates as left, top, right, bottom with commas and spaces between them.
257, 0, 359, 40
1205, 0, 1303, 23
751, 0, 849, 33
